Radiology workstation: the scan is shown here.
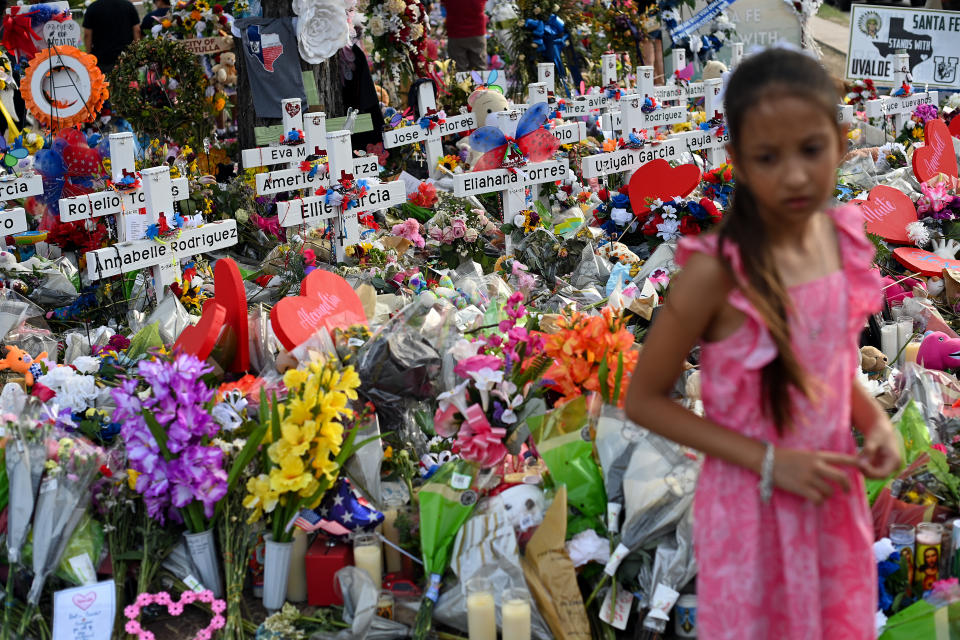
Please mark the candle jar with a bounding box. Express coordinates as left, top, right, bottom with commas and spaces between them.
381, 496, 405, 575
897, 318, 913, 366
353, 533, 383, 589
890, 523, 915, 560
880, 320, 899, 366
501, 587, 532, 640
465, 577, 496, 640
917, 522, 944, 593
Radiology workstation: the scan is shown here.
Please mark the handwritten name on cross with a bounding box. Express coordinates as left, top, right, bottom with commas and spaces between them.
865, 91, 938, 133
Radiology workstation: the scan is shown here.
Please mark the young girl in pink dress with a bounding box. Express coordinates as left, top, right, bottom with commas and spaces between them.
624, 49, 901, 639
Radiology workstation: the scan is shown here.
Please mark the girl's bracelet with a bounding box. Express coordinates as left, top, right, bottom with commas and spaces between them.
759, 441, 775, 503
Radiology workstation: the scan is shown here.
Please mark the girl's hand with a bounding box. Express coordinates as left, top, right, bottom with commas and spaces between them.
859, 418, 902, 479
772, 448, 861, 504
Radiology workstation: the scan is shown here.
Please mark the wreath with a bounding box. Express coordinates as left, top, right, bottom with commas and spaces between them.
21, 46, 107, 130
109, 38, 211, 143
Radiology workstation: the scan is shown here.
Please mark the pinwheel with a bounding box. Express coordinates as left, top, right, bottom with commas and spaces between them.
467, 102, 559, 172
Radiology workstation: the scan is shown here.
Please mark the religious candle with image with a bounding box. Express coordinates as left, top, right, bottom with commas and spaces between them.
916, 523, 943, 593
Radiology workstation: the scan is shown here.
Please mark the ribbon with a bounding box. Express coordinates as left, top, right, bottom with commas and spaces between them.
525, 14, 575, 96
3, 10, 40, 60
456, 404, 508, 469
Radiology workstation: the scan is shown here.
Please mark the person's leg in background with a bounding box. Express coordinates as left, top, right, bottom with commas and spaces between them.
465, 35, 487, 70
447, 38, 470, 72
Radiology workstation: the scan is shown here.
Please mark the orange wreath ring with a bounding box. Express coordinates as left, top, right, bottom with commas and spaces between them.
21, 46, 108, 131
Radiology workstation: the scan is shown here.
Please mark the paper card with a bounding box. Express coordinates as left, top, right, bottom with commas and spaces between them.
646, 583, 680, 621
599, 587, 633, 630
68, 553, 97, 586
123, 211, 151, 242
53, 580, 115, 640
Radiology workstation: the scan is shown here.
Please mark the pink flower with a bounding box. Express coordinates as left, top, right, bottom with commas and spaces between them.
391, 218, 425, 248
169, 603, 184, 615
464, 228, 479, 242
450, 218, 467, 238
210, 599, 226, 614
454, 355, 503, 378
433, 404, 461, 438
429, 227, 443, 241
125, 604, 140, 619
181, 591, 197, 604
196, 631, 211, 640
933, 443, 948, 454
211, 615, 226, 629
126, 621, 142, 634
456, 404, 508, 468
302, 248, 316, 266
136, 593, 153, 607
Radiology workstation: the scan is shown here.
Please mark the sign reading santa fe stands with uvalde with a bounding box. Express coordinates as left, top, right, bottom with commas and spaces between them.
846, 4, 960, 89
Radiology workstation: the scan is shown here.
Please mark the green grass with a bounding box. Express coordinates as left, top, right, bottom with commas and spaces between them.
818, 2, 851, 25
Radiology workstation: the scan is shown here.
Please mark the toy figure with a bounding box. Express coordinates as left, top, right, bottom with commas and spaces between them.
0, 345, 46, 386
916, 331, 960, 370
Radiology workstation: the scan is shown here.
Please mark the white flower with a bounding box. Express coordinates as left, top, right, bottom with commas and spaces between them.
387, 0, 405, 14
650, 198, 664, 209
656, 217, 682, 242
369, 15, 385, 36
451, 338, 480, 361
297, 0, 349, 63
71, 356, 101, 374
409, 22, 423, 40
906, 220, 931, 247
437, 380, 470, 414
662, 204, 677, 218
873, 537, 896, 563
610, 207, 633, 227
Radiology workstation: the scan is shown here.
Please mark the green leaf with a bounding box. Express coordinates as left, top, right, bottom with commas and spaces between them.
270, 392, 282, 443
612, 352, 625, 406
143, 411, 172, 460
598, 351, 610, 404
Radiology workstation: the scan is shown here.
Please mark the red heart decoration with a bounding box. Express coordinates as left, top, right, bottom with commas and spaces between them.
212, 259, 249, 372
627, 159, 702, 216
913, 118, 958, 184
285, 102, 301, 118
858, 185, 917, 244
62, 144, 103, 177
174, 299, 227, 361
950, 117, 960, 139
271, 270, 367, 351
893, 247, 960, 276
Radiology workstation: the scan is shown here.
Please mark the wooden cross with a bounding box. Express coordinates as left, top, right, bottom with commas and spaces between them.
451, 108, 569, 252
275, 130, 407, 262
381, 82, 476, 179
0, 173, 39, 240
865, 91, 938, 133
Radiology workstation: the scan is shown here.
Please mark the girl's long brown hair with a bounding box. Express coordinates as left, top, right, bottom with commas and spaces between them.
718, 48, 841, 432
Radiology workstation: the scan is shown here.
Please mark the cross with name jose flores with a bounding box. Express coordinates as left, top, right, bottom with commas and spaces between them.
244, 98, 380, 197
381, 81, 477, 179
84, 164, 238, 300
0, 171, 41, 240
274, 129, 407, 262
582, 95, 729, 181
57, 132, 192, 226
452, 108, 569, 252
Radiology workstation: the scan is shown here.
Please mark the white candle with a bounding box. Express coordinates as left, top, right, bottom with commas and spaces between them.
353, 538, 382, 588
881, 322, 898, 366
466, 592, 497, 640
381, 504, 403, 574
502, 597, 531, 640
898, 319, 913, 366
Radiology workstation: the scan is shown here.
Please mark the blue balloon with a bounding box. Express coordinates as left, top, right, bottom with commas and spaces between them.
34, 149, 65, 178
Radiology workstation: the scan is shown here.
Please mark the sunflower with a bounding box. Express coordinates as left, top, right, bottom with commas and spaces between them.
438, 154, 459, 171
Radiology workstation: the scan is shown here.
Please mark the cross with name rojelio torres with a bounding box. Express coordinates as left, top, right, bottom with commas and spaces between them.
275, 129, 407, 262
581, 94, 729, 181
452, 108, 569, 252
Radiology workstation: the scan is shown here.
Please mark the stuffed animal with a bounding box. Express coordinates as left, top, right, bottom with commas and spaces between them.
211, 52, 237, 89
702, 60, 727, 81
882, 275, 925, 305
859, 345, 888, 373
0, 345, 46, 386
467, 88, 509, 129
374, 84, 389, 108
917, 331, 960, 370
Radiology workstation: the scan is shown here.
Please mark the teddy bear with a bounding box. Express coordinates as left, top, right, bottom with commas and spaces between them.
860, 345, 888, 375
212, 52, 238, 90
701, 60, 727, 81
467, 87, 509, 129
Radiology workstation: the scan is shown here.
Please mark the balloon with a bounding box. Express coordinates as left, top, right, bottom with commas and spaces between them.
57, 128, 87, 148
34, 148, 65, 178
313, 479, 384, 539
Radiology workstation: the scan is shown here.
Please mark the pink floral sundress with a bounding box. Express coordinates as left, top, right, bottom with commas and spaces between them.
675, 205, 882, 639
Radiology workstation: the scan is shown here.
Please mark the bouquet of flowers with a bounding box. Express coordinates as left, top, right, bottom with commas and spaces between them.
702, 163, 734, 208
423, 192, 499, 269
243, 358, 374, 543
638, 196, 723, 246
433, 292, 550, 468
150, 0, 233, 39
875, 142, 909, 173
844, 78, 879, 109
897, 103, 940, 145
365, 0, 432, 86
543, 307, 639, 408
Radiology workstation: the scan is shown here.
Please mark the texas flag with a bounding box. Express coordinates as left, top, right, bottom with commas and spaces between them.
246, 24, 284, 72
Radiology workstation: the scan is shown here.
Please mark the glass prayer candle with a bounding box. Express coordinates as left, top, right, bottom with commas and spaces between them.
501, 587, 531, 640
353, 533, 382, 588
465, 577, 496, 640
916, 523, 943, 593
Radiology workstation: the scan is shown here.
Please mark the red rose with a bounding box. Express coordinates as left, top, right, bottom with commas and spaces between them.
213, 3, 223, 11
679, 216, 701, 236
617, 185, 629, 195
219, 15, 227, 24
641, 214, 663, 236
722, 166, 733, 182
31, 383, 55, 402
598, 188, 609, 202
699, 197, 721, 223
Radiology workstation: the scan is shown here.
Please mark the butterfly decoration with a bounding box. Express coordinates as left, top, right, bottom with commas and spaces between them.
418, 107, 446, 131
145, 212, 180, 240
605, 85, 622, 100
468, 103, 560, 172
674, 62, 694, 84
318, 170, 369, 212
472, 69, 504, 94
210, 388, 247, 432
625, 131, 648, 149
0, 138, 27, 173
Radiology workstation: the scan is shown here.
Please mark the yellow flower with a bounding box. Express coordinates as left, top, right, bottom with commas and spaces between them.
127, 469, 141, 491
319, 419, 344, 451
310, 442, 341, 481
283, 368, 309, 391
672, 121, 693, 133
277, 419, 318, 457
383, 445, 393, 461
243, 474, 279, 523
269, 455, 313, 493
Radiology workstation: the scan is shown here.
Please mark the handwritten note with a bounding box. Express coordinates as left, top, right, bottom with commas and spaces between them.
53, 580, 115, 640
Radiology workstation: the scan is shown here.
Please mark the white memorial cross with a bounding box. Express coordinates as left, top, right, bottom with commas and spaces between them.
381, 82, 476, 179
582, 96, 729, 180
729, 42, 744, 69
84, 165, 238, 300
275, 130, 407, 262
0, 173, 40, 240
452, 109, 569, 251
865, 91, 938, 134
655, 50, 705, 106
58, 132, 192, 225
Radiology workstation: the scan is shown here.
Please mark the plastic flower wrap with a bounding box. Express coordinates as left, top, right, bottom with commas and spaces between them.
423, 192, 499, 269
244, 357, 374, 543
543, 307, 639, 407
112, 354, 229, 529
433, 292, 549, 467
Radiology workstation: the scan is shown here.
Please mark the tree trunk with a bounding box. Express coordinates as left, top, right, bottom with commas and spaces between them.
236, 0, 346, 151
